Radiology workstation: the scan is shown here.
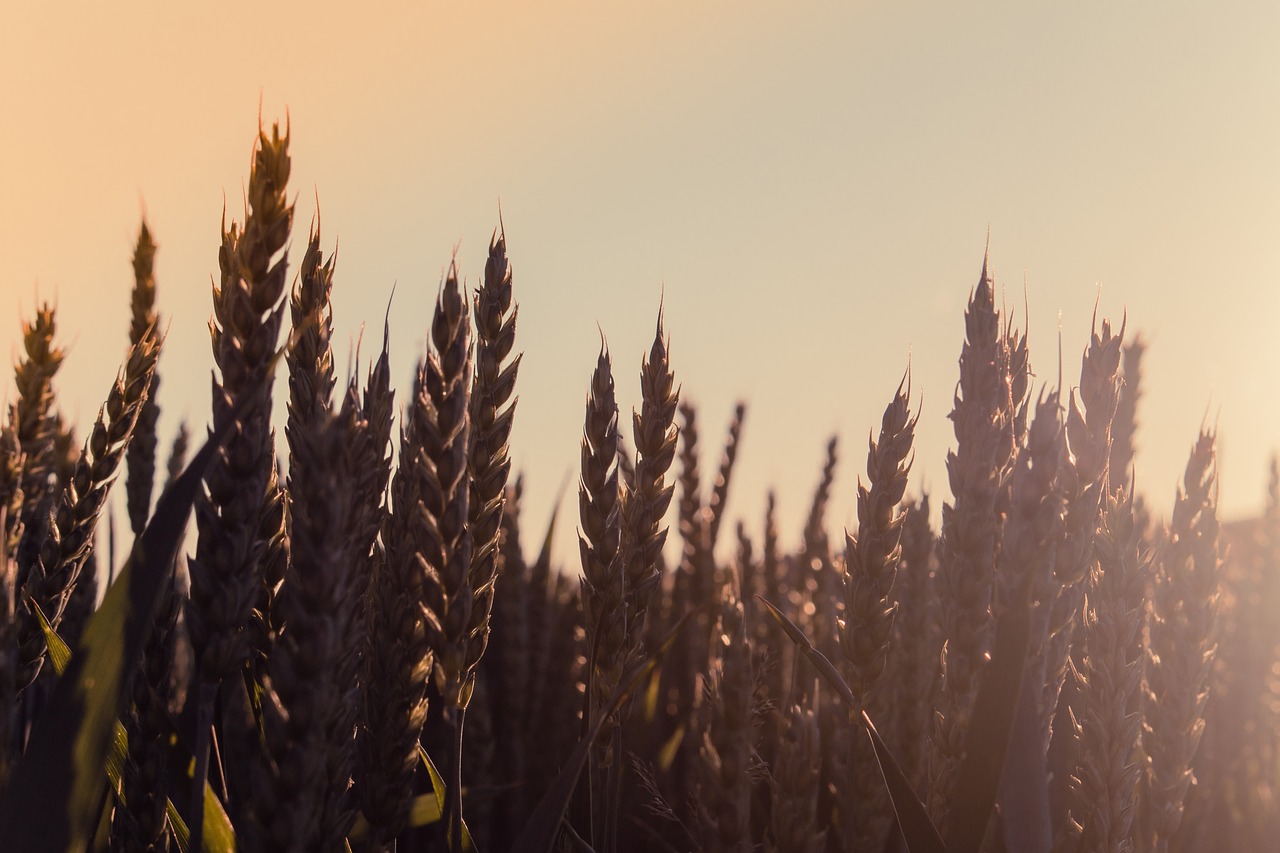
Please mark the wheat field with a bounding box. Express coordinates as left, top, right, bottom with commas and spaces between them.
0, 122, 1272, 853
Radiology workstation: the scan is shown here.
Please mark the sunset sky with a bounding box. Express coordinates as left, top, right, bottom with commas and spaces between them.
2, 1, 1278, 564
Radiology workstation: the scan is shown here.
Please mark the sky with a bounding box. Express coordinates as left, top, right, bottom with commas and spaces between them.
1, 1, 1279, 567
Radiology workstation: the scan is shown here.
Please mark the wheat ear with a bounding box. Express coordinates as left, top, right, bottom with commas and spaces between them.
357, 363, 438, 844
188, 121, 293, 684
1141, 430, 1221, 852
929, 257, 1016, 829
838, 373, 916, 850
125, 220, 162, 534
1072, 486, 1150, 853
619, 309, 679, 646
464, 227, 520, 675
13, 305, 65, 579
579, 343, 625, 724
17, 332, 160, 689
252, 400, 369, 852
1041, 319, 1123, 744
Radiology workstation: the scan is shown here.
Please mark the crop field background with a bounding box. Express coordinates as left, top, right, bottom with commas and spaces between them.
1, 2, 1279, 852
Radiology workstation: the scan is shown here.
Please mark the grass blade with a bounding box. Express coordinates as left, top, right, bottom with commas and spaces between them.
34, 600, 71, 675
421, 744, 474, 851
167, 800, 192, 852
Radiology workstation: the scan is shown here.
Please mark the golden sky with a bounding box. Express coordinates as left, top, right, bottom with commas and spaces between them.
2, 1, 1279, 561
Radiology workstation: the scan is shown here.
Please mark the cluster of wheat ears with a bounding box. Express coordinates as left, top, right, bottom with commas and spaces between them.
0, 122, 1274, 853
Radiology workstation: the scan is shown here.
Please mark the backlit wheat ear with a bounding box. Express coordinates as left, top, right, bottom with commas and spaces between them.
464, 227, 520, 678
418, 267, 475, 707
1002, 392, 1068, 767
125, 220, 162, 535
13, 305, 65, 576
619, 308, 679, 646
1141, 430, 1221, 852
251, 400, 369, 851
1072, 486, 1150, 853
707, 403, 746, 556
413, 268, 477, 847
360, 334, 396, 515
286, 222, 337, 470
1040, 319, 1123, 746
840, 373, 917, 702
17, 332, 160, 690
357, 359, 436, 844
189, 120, 293, 685
578, 343, 625, 729
1110, 335, 1145, 494
838, 373, 916, 850
576, 340, 632, 849
359, 269, 475, 846
1006, 316, 1033, 446
677, 400, 704, 584
929, 256, 1017, 830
